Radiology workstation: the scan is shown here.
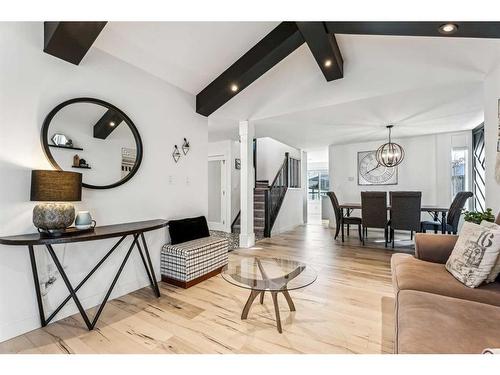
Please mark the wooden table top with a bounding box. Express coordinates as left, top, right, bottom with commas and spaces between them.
339, 203, 449, 212
0, 219, 168, 246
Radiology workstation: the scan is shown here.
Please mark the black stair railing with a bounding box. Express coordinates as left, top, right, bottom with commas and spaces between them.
264, 152, 289, 237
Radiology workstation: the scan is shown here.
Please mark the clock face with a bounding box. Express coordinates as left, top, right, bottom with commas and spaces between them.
358, 151, 397, 185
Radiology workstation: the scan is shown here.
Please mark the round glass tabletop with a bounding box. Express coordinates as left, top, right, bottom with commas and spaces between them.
221, 256, 317, 292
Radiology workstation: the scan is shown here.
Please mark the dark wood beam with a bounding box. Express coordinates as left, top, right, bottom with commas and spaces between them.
93, 110, 123, 140
325, 22, 500, 38
44, 22, 107, 65
296, 22, 343, 81
196, 22, 305, 117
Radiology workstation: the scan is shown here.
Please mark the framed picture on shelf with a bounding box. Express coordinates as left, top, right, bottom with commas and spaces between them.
357, 150, 398, 186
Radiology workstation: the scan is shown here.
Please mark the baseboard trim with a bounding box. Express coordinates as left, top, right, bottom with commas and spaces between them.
161, 266, 223, 289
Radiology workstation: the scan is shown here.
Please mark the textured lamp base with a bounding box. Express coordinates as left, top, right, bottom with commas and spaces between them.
33, 202, 75, 236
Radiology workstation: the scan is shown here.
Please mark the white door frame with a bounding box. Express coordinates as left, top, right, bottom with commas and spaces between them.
208, 155, 227, 231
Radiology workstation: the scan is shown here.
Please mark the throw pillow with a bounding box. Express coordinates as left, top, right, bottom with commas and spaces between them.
480, 220, 500, 283
445, 221, 500, 288
168, 216, 210, 245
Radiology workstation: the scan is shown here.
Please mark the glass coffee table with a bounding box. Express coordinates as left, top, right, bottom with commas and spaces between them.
221, 256, 317, 333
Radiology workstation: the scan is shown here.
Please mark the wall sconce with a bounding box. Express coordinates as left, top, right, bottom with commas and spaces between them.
182, 138, 190, 155
172, 145, 181, 163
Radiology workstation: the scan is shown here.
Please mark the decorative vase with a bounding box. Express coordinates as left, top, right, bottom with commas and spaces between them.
75, 211, 96, 230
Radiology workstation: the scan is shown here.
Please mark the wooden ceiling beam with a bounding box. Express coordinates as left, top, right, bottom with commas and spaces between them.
196, 22, 305, 117
296, 22, 343, 81
324, 22, 500, 38
93, 110, 123, 140
44, 22, 107, 65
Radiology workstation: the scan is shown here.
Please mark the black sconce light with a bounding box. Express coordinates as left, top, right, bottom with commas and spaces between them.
172, 145, 181, 163
182, 138, 190, 155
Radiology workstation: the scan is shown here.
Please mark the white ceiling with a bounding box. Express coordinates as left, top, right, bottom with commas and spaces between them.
94, 22, 279, 94
94, 23, 500, 149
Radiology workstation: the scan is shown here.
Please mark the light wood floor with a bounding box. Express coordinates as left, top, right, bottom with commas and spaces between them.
0, 223, 407, 354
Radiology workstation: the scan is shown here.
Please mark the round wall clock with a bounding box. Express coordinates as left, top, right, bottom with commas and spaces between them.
358, 150, 397, 185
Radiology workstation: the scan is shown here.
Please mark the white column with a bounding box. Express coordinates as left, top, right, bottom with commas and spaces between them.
301, 150, 308, 224
239, 120, 255, 248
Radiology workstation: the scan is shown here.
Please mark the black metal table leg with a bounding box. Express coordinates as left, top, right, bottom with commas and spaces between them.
46, 244, 93, 330
136, 240, 156, 291
90, 235, 139, 328
28, 245, 46, 327
140, 233, 160, 297
45, 235, 126, 324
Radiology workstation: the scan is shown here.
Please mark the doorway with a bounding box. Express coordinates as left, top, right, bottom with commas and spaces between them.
306, 149, 329, 225
207, 156, 226, 231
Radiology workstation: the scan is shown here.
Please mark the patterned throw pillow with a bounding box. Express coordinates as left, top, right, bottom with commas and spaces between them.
445, 221, 500, 288
480, 220, 500, 283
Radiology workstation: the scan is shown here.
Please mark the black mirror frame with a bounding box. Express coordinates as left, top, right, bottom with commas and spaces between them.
41, 97, 143, 190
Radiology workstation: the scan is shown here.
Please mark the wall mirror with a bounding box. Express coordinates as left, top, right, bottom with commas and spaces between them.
41, 98, 143, 189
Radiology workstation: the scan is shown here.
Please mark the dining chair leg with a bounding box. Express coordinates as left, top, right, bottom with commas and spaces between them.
334, 224, 340, 239
341, 222, 345, 242
347, 224, 350, 236
410, 231, 413, 240
384, 226, 388, 247
358, 224, 362, 242
391, 229, 395, 248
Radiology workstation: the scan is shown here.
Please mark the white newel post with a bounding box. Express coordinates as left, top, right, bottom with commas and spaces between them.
239, 120, 255, 248
301, 150, 308, 224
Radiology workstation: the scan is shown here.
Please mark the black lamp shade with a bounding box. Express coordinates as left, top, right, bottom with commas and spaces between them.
30, 170, 82, 202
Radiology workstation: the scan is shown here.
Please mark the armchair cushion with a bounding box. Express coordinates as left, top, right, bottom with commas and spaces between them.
391, 253, 500, 307
414, 233, 458, 264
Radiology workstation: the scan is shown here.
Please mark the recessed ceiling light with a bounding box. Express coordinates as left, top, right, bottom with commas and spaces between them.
438, 23, 458, 35
230, 84, 239, 92
324, 59, 332, 67
109, 121, 115, 127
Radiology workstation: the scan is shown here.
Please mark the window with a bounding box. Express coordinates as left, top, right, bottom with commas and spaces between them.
451, 147, 468, 200
472, 125, 486, 211
289, 157, 301, 188
308, 169, 329, 200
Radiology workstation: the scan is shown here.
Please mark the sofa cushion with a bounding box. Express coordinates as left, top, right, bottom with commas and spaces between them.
161, 236, 228, 282
397, 290, 500, 354
168, 216, 210, 245
391, 253, 500, 307
445, 221, 500, 287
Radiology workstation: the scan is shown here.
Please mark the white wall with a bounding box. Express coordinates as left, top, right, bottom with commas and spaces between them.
271, 189, 304, 235
327, 131, 473, 222
0, 23, 208, 341
256, 137, 301, 182
484, 64, 500, 214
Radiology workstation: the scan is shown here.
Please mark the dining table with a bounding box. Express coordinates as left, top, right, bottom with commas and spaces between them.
338, 203, 449, 235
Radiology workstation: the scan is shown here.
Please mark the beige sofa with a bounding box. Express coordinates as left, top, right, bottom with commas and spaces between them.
391, 232, 500, 354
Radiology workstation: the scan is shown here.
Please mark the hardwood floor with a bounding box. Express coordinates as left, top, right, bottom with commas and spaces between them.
0, 223, 408, 354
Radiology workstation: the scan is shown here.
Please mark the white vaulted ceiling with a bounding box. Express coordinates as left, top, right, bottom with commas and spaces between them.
94, 23, 500, 149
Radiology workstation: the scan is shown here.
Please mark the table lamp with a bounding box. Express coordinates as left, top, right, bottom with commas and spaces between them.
30, 170, 82, 236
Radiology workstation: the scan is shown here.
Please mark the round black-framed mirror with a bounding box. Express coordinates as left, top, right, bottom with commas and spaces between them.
41, 97, 143, 190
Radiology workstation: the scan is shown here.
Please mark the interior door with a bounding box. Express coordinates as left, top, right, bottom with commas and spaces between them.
207, 157, 226, 231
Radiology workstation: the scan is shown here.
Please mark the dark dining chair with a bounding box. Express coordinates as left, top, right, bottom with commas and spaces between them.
327, 191, 362, 242
389, 191, 422, 248
421, 191, 473, 234
361, 191, 389, 246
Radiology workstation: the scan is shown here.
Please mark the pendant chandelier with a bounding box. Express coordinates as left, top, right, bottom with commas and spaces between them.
375, 125, 405, 167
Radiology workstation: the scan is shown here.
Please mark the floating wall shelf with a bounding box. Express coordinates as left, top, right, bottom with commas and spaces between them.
72, 165, 91, 169
49, 144, 84, 151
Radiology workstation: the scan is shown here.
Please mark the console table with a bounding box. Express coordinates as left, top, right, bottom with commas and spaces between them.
0, 219, 168, 331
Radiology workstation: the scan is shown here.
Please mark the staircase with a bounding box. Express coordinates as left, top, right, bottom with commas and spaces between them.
231, 180, 268, 240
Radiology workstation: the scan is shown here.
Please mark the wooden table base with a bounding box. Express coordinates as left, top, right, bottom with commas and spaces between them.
241, 289, 296, 333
